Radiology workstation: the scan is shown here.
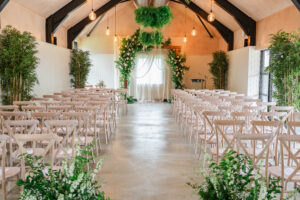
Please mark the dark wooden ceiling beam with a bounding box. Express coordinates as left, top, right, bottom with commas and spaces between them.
291, 0, 300, 11
214, 0, 256, 46
179, 0, 234, 50
46, 0, 86, 43
0, 0, 9, 12
67, 0, 123, 49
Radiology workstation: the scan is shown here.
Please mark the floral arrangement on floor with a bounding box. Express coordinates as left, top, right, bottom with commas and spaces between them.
98, 80, 106, 88
188, 150, 285, 200
166, 49, 189, 89
17, 145, 109, 200
135, 6, 173, 47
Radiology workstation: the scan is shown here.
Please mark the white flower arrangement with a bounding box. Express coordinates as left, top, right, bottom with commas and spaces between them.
17, 145, 109, 200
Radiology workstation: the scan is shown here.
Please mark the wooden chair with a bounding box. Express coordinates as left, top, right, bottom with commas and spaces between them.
44, 120, 78, 164
0, 135, 20, 200
269, 135, 300, 199
213, 120, 245, 163
4, 120, 39, 166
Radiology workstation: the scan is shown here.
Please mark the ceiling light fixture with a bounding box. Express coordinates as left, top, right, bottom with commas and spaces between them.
89, 0, 96, 21
106, 15, 110, 36
207, 0, 215, 22
191, 13, 197, 36
114, 5, 117, 42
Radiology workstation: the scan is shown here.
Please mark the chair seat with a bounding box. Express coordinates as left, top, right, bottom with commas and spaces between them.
54, 148, 73, 159
269, 166, 300, 181
69, 136, 94, 144
0, 167, 20, 180
12, 148, 45, 158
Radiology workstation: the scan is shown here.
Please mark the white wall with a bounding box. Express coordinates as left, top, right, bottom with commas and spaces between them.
227, 46, 260, 97
86, 53, 115, 88
34, 41, 71, 97
184, 54, 214, 90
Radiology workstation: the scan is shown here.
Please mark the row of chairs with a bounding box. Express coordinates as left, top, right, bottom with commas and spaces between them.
0, 87, 128, 200
172, 89, 299, 199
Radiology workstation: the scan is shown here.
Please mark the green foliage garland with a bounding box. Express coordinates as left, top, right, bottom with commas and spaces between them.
135, 6, 173, 29
0, 26, 39, 105
266, 30, 300, 109
139, 31, 163, 47
166, 49, 189, 89
209, 51, 229, 89
188, 150, 282, 200
17, 145, 110, 200
69, 49, 92, 89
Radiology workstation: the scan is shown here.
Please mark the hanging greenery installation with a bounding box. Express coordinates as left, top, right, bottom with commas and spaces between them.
266, 30, 300, 109
166, 49, 189, 89
135, 5, 173, 47
69, 49, 92, 88
209, 51, 229, 89
0, 26, 39, 105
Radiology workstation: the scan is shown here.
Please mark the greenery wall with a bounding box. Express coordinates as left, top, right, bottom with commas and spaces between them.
0, 26, 39, 105
69, 49, 92, 89
267, 30, 300, 109
209, 51, 229, 89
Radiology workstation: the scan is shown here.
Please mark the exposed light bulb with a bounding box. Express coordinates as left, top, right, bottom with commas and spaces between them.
106, 26, 110, 36
191, 27, 197, 36
183, 35, 187, 43
114, 34, 117, 42
207, 11, 215, 22
89, 9, 96, 21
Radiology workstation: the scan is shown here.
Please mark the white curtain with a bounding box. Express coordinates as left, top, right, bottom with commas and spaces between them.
129, 49, 171, 102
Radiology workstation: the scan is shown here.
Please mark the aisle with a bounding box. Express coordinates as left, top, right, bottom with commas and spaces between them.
98, 103, 199, 200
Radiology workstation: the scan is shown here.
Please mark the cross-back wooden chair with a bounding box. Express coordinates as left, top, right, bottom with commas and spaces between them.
235, 121, 283, 173
61, 112, 93, 147
0, 135, 20, 200
0, 112, 28, 135
271, 106, 294, 122
13, 133, 56, 179
231, 111, 257, 133
269, 135, 300, 199
31, 112, 60, 133
213, 120, 245, 163
4, 120, 39, 166
199, 111, 226, 155
44, 120, 78, 164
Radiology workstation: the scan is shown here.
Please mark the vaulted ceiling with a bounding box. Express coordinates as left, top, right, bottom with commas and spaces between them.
12, 0, 293, 31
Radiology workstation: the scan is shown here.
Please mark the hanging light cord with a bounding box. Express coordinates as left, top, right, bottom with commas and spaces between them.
184, 6, 187, 35
92, 0, 94, 11
210, 0, 212, 12
115, 6, 117, 36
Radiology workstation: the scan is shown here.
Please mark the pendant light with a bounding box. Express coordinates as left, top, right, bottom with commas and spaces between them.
114, 5, 117, 42
183, 6, 187, 43
89, 0, 96, 21
106, 15, 110, 36
191, 14, 197, 36
207, 0, 215, 22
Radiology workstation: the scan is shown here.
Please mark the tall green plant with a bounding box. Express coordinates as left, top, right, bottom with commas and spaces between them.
266, 30, 300, 109
0, 26, 39, 105
69, 49, 91, 88
209, 51, 229, 89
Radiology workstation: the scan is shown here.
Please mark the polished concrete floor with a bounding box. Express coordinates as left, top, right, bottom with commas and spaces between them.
98, 103, 199, 200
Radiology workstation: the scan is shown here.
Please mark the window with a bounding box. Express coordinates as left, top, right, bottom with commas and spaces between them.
259, 50, 272, 102
135, 56, 164, 85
